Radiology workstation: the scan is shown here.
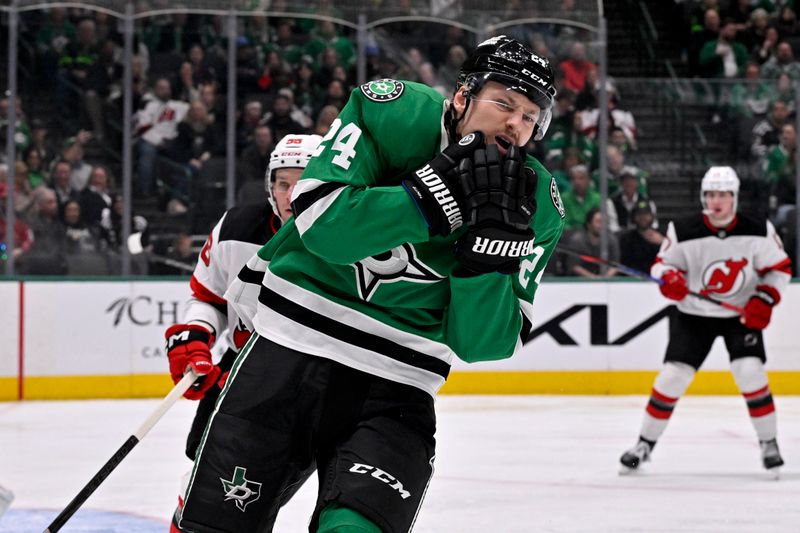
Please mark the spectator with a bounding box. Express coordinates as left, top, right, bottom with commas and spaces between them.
163, 99, 225, 196
775, 5, 798, 40
56, 17, 99, 131
773, 72, 797, 114
609, 125, 636, 159
699, 17, 748, 78
50, 159, 79, 214
19, 187, 67, 275
277, 88, 313, 129
729, 62, 774, 119
0, 179, 33, 271
558, 42, 597, 94
29, 121, 57, 168
618, 201, 663, 274
578, 84, 637, 150
304, 20, 355, 69
22, 147, 48, 189
314, 79, 349, 117
0, 97, 32, 158
78, 165, 113, 228
84, 37, 123, 141
237, 100, 264, 153
728, 62, 775, 160
186, 43, 218, 87
239, 124, 274, 184
133, 77, 189, 196
751, 100, 790, 159
262, 19, 303, 68
545, 112, 596, 167
760, 41, 800, 79
264, 92, 307, 141
154, 232, 196, 275
611, 172, 658, 230
561, 164, 619, 232
592, 145, 648, 196
565, 207, 621, 278
63, 199, 101, 254
688, 9, 721, 76
753, 25, 780, 65
34, 7, 76, 87
437, 45, 468, 88
551, 147, 583, 193
100, 193, 148, 252
12, 161, 35, 219
59, 131, 93, 191
313, 104, 339, 136
742, 8, 772, 58
765, 123, 797, 225
293, 57, 318, 118
723, 0, 752, 25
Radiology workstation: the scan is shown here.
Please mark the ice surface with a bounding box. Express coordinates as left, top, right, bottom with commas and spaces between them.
1, 396, 798, 532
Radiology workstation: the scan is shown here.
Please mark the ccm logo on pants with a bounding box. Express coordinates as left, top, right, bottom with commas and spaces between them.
348, 462, 411, 499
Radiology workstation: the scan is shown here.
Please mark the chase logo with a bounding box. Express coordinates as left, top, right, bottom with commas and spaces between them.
360, 79, 404, 102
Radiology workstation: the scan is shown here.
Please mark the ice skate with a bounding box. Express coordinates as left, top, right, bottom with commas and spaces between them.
760, 439, 784, 479
619, 439, 653, 474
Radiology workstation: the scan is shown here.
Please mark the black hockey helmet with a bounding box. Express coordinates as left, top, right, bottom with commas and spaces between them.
458, 35, 556, 140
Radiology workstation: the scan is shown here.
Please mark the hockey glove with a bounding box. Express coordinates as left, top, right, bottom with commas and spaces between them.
457, 144, 537, 231
165, 324, 221, 400
659, 270, 689, 301
455, 224, 534, 274
454, 144, 537, 275
741, 285, 780, 330
402, 132, 484, 236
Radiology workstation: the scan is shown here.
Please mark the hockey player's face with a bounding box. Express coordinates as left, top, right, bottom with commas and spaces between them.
454, 81, 539, 153
704, 191, 735, 220
273, 167, 303, 222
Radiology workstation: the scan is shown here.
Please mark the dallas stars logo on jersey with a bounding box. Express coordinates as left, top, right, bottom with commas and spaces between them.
360, 79, 405, 102
220, 466, 261, 512
353, 243, 443, 301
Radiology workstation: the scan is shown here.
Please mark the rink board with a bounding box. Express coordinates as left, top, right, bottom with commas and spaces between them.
1, 279, 799, 400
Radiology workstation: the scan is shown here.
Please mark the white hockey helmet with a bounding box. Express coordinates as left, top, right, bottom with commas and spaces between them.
700, 166, 739, 212
265, 134, 323, 217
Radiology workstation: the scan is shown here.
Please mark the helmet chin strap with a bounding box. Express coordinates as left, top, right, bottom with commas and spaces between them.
446, 91, 473, 143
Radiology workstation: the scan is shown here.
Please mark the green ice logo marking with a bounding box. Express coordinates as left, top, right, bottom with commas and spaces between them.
360, 79, 404, 102
220, 466, 261, 512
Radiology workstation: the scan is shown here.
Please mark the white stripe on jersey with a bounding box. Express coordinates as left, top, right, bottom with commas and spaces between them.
293, 178, 347, 236
252, 272, 454, 397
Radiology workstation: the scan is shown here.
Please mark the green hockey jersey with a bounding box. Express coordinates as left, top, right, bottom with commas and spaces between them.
226, 79, 565, 397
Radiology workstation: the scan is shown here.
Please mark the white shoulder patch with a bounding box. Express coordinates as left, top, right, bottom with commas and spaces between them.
360, 79, 405, 102
550, 176, 565, 219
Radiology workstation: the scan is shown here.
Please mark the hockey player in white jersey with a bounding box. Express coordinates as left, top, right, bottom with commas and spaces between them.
163, 134, 322, 531
620, 166, 792, 475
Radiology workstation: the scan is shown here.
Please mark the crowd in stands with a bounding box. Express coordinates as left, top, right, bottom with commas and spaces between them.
0, 1, 797, 277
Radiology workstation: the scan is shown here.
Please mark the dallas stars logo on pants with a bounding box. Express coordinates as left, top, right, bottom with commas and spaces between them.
220, 466, 261, 512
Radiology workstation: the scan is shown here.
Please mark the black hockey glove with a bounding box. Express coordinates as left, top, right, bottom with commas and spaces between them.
454, 144, 538, 275
402, 132, 484, 236
457, 144, 538, 231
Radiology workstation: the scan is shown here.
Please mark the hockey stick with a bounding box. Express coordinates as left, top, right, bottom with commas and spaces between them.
43, 370, 198, 533
556, 246, 746, 314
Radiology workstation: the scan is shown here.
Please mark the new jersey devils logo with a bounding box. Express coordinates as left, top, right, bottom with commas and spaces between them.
700, 258, 748, 296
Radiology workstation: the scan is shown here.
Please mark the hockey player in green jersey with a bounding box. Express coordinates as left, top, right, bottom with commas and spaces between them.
178, 36, 565, 533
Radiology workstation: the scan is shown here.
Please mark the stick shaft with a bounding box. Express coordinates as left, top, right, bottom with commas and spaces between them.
557, 247, 745, 314
44, 371, 197, 533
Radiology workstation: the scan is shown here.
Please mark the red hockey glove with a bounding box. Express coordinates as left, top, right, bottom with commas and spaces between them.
741, 285, 780, 330
165, 324, 221, 400
659, 270, 689, 301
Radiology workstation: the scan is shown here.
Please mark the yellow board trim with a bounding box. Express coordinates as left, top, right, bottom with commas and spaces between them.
440, 370, 800, 395
21, 374, 174, 400
2, 371, 800, 400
